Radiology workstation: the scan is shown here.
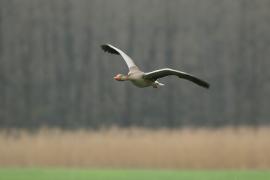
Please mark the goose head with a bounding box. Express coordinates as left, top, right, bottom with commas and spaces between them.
114, 74, 128, 81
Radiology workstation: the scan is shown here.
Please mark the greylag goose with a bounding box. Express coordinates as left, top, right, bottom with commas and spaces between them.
101, 44, 210, 89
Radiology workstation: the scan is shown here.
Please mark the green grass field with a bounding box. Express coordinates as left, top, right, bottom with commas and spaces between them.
0, 169, 269, 180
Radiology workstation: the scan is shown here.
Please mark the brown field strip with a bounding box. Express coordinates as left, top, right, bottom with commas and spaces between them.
0, 127, 269, 169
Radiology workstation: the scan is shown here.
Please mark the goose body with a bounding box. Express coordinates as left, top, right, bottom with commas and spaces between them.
101, 44, 209, 89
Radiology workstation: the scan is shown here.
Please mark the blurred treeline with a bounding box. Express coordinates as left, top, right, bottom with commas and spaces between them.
0, 0, 269, 129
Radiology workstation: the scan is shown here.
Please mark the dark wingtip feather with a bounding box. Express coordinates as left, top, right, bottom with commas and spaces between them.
181, 73, 210, 89
203, 82, 210, 89
194, 78, 210, 89
101, 44, 120, 55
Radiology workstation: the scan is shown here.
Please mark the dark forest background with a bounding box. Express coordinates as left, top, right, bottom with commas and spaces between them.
0, 0, 269, 129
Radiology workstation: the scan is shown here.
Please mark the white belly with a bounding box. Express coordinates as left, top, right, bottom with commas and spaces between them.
131, 79, 153, 88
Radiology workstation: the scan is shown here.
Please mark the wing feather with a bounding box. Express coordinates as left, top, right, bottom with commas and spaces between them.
144, 68, 210, 89
101, 44, 138, 70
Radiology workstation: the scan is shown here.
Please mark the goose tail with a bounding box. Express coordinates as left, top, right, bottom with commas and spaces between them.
157, 82, 165, 86
153, 81, 165, 88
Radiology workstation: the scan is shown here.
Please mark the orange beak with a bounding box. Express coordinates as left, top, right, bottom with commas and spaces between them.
114, 75, 121, 81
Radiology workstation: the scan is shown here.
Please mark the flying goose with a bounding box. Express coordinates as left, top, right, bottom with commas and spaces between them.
101, 44, 210, 89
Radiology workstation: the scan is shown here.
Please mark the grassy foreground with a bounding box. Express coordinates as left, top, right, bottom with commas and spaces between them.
1, 127, 270, 169
0, 169, 269, 180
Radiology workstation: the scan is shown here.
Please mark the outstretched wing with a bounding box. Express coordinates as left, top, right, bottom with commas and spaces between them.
143, 68, 210, 89
101, 44, 138, 71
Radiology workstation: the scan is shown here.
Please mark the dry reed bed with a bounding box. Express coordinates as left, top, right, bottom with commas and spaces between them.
0, 127, 269, 169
